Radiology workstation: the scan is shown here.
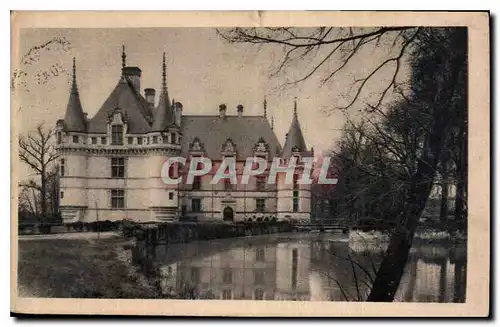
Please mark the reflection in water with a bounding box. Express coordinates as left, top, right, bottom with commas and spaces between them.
134, 233, 466, 302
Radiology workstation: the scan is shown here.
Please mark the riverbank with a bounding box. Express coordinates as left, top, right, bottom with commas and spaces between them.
17, 236, 159, 298
348, 229, 466, 253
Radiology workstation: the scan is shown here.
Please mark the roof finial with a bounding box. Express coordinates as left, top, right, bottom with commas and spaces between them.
71, 57, 78, 93
271, 116, 274, 130
162, 52, 167, 93
121, 45, 126, 70
293, 97, 298, 118
263, 96, 267, 118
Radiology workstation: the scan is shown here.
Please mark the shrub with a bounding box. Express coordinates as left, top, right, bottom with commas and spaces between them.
122, 219, 138, 237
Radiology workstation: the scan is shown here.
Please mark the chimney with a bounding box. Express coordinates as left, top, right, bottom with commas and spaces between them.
237, 104, 244, 117
219, 104, 227, 119
144, 88, 155, 106
174, 102, 183, 126
122, 66, 142, 93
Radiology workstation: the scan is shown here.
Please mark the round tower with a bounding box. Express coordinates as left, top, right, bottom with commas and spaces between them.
146, 52, 182, 221
276, 99, 312, 222
56, 57, 89, 223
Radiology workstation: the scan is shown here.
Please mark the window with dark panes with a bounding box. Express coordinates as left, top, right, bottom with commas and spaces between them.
111, 189, 125, 209
293, 197, 299, 212
111, 125, 123, 145
60, 159, 65, 177
111, 157, 125, 178
192, 198, 201, 212
256, 198, 265, 213
101, 136, 107, 145
73, 135, 79, 143
91, 137, 97, 144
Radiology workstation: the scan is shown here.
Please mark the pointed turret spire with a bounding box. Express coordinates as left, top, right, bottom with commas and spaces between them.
281, 97, 307, 158
151, 52, 174, 131
64, 57, 86, 132
121, 45, 126, 70
71, 57, 78, 93
263, 96, 267, 118
293, 97, 298, 118
162, 52, 167, 93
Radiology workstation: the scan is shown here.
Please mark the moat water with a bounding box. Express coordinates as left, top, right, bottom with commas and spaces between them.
132, 232, 466, 302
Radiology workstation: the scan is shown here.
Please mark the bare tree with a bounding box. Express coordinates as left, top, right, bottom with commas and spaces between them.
19, 123, 59, 222
218, 27, 419, 110
219, 27, 467, 302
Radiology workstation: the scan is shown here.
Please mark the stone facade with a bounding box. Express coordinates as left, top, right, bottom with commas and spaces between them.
56, 50, 312, 224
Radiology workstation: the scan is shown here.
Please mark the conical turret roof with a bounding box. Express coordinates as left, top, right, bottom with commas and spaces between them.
282, 99, 307, 157
151, 53, 175, 131
63, 58, 86, 132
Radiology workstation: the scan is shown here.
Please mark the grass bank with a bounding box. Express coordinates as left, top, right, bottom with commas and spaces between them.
17, 236, 160, 298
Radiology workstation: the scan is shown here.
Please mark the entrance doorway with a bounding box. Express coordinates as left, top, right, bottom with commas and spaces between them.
223, 206, 234, 221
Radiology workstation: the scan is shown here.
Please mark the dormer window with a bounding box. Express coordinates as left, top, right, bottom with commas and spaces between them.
253, 137, 269, 159
221, 139, 237, 157
111, 125, 123, 145
170, 132, 176, 144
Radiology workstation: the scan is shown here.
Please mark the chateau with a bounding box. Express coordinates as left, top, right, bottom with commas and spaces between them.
56, 49, 312, 224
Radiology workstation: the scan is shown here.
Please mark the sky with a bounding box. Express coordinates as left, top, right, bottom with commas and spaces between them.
15, 27, 407, 179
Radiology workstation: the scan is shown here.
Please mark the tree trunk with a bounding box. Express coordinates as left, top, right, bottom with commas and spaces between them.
366, 149, 440, 301
40, 171, 47, 222
367, 29, 466, 301
455, 180, 465, 230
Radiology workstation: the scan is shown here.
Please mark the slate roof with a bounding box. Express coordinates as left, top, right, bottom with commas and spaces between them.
63, 58, 87, 132
281, 113, 308, 158
180, 115, 282, 160
87, 76, 153, 134
151, 91, 174, 131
